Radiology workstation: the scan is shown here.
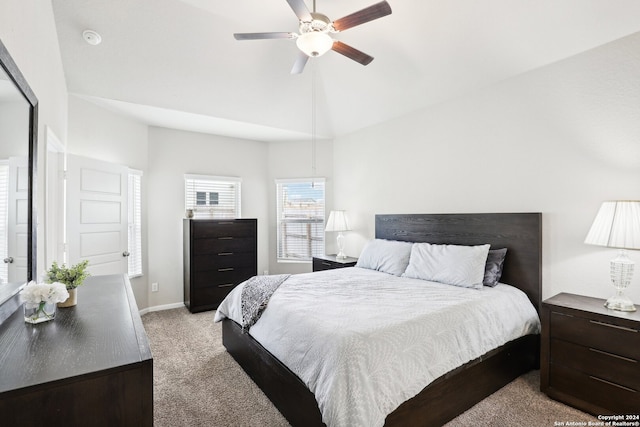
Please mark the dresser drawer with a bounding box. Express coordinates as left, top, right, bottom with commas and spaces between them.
550, 363, 639, 414
192, 284, 238, 308
191, 220, 256, 238
551, 338, 640, 390
192, 267, 255, 288
193, 237, 256, 254
549, 311, 640, 360
192, 252, 256, 271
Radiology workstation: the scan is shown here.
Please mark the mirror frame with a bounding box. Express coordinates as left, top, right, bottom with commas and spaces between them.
0, 38, 38, 283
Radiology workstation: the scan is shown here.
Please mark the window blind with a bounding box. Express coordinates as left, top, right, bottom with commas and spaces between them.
276, 178, 325, 262
185, 174, 241, 219
128, 169, 143, 277
0, 162, 8, 283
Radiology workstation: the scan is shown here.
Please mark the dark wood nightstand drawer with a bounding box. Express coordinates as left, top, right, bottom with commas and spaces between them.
551, 339, 640, 390
550, 311, 640, 360
312, 255, 358, 272
550, 363, 639, 414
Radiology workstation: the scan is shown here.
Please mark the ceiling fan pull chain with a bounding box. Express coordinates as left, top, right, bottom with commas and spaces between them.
311, 60, 317, 178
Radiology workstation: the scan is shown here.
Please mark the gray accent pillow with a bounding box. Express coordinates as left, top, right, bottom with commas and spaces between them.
483, 248, 508, 287
355, 239, 413, 276
402, 243, 491, 289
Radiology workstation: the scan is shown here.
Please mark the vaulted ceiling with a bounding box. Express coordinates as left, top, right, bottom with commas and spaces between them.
52, 0, 640, 141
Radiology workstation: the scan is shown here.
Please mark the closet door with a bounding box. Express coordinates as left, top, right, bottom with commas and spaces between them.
66, 155, 128, 275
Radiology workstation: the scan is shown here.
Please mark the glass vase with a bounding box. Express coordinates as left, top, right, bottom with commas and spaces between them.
24, 301, 57, 324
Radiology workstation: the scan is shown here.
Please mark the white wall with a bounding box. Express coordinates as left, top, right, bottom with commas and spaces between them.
66, 95, 149, 306
0, 0, 69, 279
334, 32, 640, 304
266, 139, 334, 275
146, 127, 269, 307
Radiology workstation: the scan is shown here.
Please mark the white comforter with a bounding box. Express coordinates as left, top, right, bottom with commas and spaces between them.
214, 267, 540, 427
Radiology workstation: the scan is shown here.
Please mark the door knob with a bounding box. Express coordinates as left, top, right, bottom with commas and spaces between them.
122, 251, 130, 257
3, 257, 13, 264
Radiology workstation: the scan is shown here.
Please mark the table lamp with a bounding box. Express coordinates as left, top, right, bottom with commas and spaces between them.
325, 210, 351, 259
584, 200, 640, 312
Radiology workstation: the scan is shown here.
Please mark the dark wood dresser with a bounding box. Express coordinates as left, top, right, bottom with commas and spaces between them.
541, 292, 640, 415
312, 254, 358, 271
0, 274, 153, 426
184, 218, 257, 313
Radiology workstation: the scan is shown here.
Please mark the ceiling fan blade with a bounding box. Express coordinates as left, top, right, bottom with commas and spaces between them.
286, 0, 312, 22
332, 1, 392, 32
331, 41, 374, 65
291, 51, 309, 74
234, 32, 296, 40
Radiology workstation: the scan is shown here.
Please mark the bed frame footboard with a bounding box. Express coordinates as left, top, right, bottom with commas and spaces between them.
223, 318, 539, 427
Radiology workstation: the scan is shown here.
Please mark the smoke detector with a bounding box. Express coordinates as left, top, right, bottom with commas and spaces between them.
82, 30, 102, 46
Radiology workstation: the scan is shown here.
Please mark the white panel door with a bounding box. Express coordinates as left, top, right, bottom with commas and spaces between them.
7, 156, 28, 283
66, 155, 128, 276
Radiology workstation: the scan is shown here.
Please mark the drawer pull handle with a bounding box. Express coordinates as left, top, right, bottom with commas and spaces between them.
218, 237, 234, 240
218, 252, 234, 256
322, 262, 332, 266
589, 348, 637, 363
589, 375, 637, 393
218, 222, 235, 225
590, 320, 638, 333
218, 283, 235, 288
218, 268, 234, 272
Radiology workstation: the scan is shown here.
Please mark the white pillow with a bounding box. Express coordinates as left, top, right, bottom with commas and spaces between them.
402, 242, 491, 289
355, 239, 413, 276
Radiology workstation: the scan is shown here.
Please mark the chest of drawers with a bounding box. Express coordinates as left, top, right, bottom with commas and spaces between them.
541, 293, 640, 415
184, 219, 257, 312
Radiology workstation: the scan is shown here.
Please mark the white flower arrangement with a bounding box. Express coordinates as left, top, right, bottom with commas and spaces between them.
21, 281, 69, 309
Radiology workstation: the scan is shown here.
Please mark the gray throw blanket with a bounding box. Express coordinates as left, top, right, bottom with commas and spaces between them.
241, 274, 290, 332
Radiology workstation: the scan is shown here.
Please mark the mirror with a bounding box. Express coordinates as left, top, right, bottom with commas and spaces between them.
0, 38, 38, 307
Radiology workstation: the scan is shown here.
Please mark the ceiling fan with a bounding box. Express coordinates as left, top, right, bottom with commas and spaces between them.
233, 0, 392, 74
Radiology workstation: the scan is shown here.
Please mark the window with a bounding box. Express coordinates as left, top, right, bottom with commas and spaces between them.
276, 178, 325, 262
0, 162, 7, 283
185, 174, 241, 219
128, 169, 143, 277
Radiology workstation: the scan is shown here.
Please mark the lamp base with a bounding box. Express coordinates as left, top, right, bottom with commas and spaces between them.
336, 232, 346, 259
605, 250, 636, 312
604, 293, 637, 312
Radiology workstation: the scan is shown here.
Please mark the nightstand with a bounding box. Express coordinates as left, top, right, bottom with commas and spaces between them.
541, 293, 640, 415
312, 254, 358, 272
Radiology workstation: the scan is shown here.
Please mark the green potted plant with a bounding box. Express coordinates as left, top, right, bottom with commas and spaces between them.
45, 260, 90, 307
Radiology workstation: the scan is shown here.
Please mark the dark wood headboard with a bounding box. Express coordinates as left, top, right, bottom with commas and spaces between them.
375, 213, 542, 312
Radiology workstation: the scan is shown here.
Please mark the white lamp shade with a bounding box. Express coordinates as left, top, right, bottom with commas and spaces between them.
584, 201, 640, 250
296, 32, 333, 57
325, 210, 350, 232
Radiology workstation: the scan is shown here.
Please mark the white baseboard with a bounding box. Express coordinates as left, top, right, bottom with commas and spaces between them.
139, 302, 185, 316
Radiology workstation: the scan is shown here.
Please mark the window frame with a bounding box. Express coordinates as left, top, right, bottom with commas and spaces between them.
275, 177, 326, 263
184, 174, 242, 219
127, 169, 143, 278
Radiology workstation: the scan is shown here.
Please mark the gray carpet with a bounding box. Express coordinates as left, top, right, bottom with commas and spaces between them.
142, 307, 597, 426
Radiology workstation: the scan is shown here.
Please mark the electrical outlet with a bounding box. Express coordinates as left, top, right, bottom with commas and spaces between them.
151, 282, 158, 292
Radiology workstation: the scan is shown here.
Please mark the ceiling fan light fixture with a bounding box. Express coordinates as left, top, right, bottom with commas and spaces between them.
296, 32, 333, 57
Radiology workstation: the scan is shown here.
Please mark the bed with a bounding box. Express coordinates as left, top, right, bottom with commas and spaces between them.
217, 213, 542, 426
